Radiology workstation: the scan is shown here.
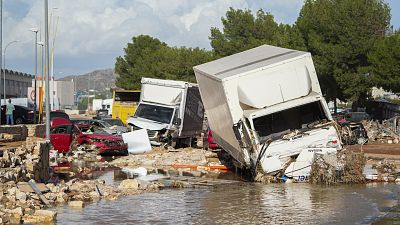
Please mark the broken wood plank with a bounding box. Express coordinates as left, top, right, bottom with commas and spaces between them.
28, 180, 51, 206
17, 182, 49, 193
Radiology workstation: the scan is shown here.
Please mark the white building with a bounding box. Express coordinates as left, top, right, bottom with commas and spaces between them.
92, 98, 113, 114
30, 79, 75, 110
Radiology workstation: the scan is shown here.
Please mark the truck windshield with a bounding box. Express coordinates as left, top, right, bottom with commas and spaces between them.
252, 101, 328, 139
135, 103, 174, 124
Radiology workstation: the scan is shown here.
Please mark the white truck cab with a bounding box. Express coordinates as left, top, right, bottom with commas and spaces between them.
127, 78, 204, 146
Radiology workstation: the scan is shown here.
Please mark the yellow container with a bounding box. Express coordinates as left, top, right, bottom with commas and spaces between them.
112, 90, 141, 124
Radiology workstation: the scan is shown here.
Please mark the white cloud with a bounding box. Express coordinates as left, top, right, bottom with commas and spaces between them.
3, 0, 301, 75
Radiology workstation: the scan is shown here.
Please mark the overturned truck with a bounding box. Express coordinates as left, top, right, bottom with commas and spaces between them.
194, 45, 342, 181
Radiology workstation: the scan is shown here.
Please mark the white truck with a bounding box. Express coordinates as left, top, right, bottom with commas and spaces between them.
127, 77, 204, 147
194, 45, 342, 181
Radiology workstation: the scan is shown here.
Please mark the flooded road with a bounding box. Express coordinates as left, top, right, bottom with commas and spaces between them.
56, 182, 399, 225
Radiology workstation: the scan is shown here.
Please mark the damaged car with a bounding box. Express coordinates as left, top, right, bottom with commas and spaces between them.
50, 123, 128, 156
71, 118, 127, 135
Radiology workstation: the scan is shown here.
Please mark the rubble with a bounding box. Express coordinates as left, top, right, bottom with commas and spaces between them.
309, 149, 366, 184
110, 147, 232, 176
0, 178, 160, 224
68, 200, 84, 208
0, 139, 50, 183
363, 119, 400, 144
118, 179, 139, 189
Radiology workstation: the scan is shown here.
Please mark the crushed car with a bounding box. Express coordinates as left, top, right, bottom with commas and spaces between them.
71, 118, 127, 135
50, 120, 128, 156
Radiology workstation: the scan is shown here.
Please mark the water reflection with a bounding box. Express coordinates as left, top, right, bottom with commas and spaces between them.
56, 183, 399, 225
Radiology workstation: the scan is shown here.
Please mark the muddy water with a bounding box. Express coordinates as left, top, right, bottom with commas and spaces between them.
56, 181, 399, 225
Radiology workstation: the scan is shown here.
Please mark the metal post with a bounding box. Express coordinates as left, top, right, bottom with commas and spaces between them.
45, 0, 50, 141
0, 0, 3, 124
34, 32, 38, 123
88, 73, 90, 111
29, 29, 39, 123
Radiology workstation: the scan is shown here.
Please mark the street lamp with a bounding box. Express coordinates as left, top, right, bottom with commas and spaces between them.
29, 27, 39, 123
3, 40, 19, 103
37, 41, 44, 123
0, 0, 3, 124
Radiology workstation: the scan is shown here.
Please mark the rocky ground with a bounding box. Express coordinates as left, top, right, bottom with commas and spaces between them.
0, 178, 160, 224
110, 147, 230, 170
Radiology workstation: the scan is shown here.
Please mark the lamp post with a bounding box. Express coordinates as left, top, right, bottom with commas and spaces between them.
3, 40, 18, 102
29, 28, 39, 123
87, 73, 90, 112
0, 0, 3, 124
37, 41, 44, 124
45, 0, 50, 142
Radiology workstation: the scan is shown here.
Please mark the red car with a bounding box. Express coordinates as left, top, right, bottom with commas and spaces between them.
50, 123, 128, 155
206, 130, 220, 149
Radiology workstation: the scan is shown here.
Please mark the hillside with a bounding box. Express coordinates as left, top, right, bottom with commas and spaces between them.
58, 68, 117, 93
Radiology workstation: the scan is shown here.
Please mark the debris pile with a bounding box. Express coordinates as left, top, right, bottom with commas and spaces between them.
364, 160, 399, 182
110, 147, 229, 171
0, 178, 160, 224
309, 149, 366, 184
363, 120, 400, 144
0, 138, 50, 183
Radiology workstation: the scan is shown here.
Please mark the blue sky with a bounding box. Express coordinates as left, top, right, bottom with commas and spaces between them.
2, 0, 399, 77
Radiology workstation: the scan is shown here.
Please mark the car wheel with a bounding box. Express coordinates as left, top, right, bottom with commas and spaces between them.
15, 117, 23, 124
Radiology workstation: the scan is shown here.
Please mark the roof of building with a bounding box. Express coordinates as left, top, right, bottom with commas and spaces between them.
0, 69, 34, 78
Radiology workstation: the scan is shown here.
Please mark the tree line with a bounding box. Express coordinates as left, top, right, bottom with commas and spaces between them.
115, 0, 400, 109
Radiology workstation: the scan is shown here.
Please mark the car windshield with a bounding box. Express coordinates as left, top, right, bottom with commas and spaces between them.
80, 126, 109, 134
134, 103, 174, 124
71, 119, 90, 125
97, 120, 112, 128
104, 119, 124, 126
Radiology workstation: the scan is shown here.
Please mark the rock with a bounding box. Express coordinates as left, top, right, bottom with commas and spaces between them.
105, 195, 118, 201
89, 191, 100, 201
16, 192, 27, 202
118, 179, 139, 190
24, 208, 34, 215
7, 187, 18, 196
9, 214, 22, 224
55, 192, 67, 204
9, 207, 23, 216
23, 210, 57, 224
68, 200, 84, 208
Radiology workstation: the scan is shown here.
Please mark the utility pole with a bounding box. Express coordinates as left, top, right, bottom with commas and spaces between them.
0, 0, 3, 124
45, 0, 50, 141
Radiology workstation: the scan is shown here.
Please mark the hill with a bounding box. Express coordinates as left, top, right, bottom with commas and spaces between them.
58, 68, 117, 94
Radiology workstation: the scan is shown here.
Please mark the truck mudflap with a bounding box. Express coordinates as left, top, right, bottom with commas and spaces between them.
283, 147, 338, 182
